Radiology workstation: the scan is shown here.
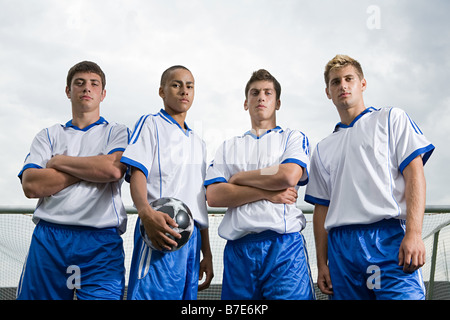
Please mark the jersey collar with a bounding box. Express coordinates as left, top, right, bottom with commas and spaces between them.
159, 109, 192, 136
334, 107, 377, 132
64, 116, 108, 131
244, 126, 283, 139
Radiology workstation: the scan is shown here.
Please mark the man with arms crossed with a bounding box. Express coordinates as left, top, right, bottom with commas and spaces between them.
205, 69, 315, 300
305, 55, 435, 299
17, 61, 129, 299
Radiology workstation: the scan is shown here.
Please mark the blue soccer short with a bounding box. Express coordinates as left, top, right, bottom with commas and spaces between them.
327, 218, 426, 300
221, 230, 316, 300
127, 218, 201, 300
17, 220, 125, 300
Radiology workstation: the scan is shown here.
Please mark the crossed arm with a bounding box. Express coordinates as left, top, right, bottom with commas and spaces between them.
206, 163, 304, 208
21, 152, 126, 198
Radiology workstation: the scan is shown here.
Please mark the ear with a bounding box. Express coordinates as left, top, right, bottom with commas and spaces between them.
361, 78, 367, 92
159, 86, 165, 99
100, 89, 106, 102
244, 99, 249, 111
275, 99, 281, 110
325, 87, 332, 100
65, 86, 71, 99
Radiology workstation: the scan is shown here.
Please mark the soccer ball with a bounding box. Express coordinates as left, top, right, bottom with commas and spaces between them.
139, 197, 194, 252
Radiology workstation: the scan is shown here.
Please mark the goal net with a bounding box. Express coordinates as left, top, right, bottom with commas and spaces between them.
1, 207, 449, 300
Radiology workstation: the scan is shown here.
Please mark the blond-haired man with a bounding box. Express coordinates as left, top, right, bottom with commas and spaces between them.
305, 55, 435, 300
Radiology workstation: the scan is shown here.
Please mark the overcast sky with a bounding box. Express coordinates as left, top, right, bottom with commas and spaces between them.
1, 0, 449, 208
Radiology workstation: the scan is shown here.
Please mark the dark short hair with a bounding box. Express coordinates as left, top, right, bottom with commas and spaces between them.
160, 65, 191, 86
245, 69, 281, 100
66, 61, 106, 90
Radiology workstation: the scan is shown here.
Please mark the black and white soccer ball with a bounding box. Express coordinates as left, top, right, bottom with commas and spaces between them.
139, 197, 194, 252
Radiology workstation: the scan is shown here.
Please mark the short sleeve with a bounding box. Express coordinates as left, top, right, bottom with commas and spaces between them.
120, 115, 157, 180
204, 140, 231, 187
18, 128, 53, 180
106, 123, 130, 155
304, 144, 331, 206
389, 108, 435, 173
281, 130, 310, 186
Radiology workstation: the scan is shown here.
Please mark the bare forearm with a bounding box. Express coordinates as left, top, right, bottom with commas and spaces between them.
47, 153, 126, 183
200, 228, 212, 258
206, 182, 268, 207
21, 168, 80, 198
206, 182, 297, 208
129, 168, 152, 214
403, 156, 426, 236
229, 163, 303, 191
313, 204, 329, 268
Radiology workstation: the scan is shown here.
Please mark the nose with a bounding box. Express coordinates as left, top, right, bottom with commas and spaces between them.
180, 86, 188, 96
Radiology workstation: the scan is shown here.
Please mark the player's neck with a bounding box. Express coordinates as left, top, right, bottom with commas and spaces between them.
250, 119, 277, 136
71, 109, 101, 129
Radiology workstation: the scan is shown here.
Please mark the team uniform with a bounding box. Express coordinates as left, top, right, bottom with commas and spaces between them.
120, 109, 209, 300
305, 107, 435, 299
17, 117, 129, 300
204, 126, 315, 300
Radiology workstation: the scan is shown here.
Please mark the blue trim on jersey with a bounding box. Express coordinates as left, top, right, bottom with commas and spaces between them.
159, 109, 192, 137
18, 163, 43, 181
45, 128, 53, 153
334, 107, 377, 131
129, 115, 151, 144
281, 158, 309, 186
154, 118, 162, 198
281, 158, 307, 168
108, 147, 125, 155
120, 156, 148, 180
387, 110, 401, 216
406, 113, 423, 135
64, 117, 108, 131
243, 126, 282, 139
204, 177, 227, 186
304, 194, 330, 207
399, 144, 435, 174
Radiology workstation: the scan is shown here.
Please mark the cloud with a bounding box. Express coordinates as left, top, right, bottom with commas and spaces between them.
1, 0, 449, 206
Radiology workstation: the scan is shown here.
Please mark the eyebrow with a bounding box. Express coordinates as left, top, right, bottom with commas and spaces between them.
171, 80, 194, 84
73, 78, 101, 83
250, 87, 274, 92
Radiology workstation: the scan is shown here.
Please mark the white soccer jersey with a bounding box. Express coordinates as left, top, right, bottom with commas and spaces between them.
120, 109, 209, 229
18, 117, 130, 234
204, 126, 310, 241
305, 107, 435, 231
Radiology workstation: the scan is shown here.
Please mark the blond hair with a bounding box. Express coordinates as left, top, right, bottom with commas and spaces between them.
324, 55, 364, 87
